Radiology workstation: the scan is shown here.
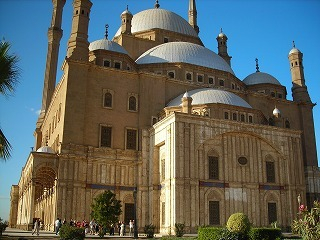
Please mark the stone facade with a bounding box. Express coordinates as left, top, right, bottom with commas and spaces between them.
9, 0, 319, 234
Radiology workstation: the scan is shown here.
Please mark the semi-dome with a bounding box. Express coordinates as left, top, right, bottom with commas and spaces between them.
243, 72, 281, 85
89, 39, 129, 55
167, 88, 252, 108
136, 42, 235, 75
114, 8, 198, 38
36, 146, 55, 154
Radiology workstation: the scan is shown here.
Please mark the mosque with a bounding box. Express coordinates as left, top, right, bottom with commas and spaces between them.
9, 0, 319, 234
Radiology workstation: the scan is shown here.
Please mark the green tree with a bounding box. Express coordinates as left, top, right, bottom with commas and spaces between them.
91, 190, 122, 236
0, 41, 20, 161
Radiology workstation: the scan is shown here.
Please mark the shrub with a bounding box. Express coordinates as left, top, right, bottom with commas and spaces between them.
218, 228, 248, 240
175, 223, 185, 237
0, 218, 8, 236
249, 227, 282, 240
197, 227, 224, 240
59, 224, 85, 240
226, 213, 251, 235
291, 200, 320, 240
144, 224, 156, 238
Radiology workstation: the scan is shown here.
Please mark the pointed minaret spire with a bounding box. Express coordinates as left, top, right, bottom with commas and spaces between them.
293, 40, 296, 48
155, 0, 160, 9
189, 0, 199, 34
37, 0, 66, 129
255, 58, 260, 72
105, 24, 109, 39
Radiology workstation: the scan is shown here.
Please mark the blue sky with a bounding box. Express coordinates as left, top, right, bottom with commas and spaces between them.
0, 0, 319, 221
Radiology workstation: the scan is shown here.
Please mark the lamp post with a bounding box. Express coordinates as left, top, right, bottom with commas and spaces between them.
133, 188, 138, 239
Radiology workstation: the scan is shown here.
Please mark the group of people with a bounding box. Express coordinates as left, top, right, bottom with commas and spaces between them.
31, 218, 43, 236
50, 217, 135, 236
118, 219, 135, 236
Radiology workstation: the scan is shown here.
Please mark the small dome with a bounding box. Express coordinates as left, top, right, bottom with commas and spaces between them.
273, 107, 281, 116
218, 32, 227, 38
36, 146, 55, 154
167, 88, 252, 108
89, 39, 129, 55
121, 9, 132, 15
115, 8, 198, 38
136, 42, 235, 75
289, 47, 301, 55
243, 72, 281, 86
183, 91, 190, 98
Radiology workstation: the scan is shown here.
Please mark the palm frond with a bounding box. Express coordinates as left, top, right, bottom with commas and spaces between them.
0, 41, 20, 97
0, 128, 12, 160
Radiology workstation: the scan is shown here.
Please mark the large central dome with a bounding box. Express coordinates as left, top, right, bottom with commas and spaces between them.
136, 42, 235, 75
114, 8, 198, 37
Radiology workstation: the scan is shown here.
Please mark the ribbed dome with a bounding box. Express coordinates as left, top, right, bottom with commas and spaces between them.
167, 88, 251, 108
136, 42, 235, 75
243, 72, 281, 85
114, 8, 198, 37
89, 39, 129, 55
36, 146, 55, 154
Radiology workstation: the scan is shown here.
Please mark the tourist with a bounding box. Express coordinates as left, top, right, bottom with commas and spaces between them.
117, 221, 121, 235
109, 223, 115, 235
120, 221, 125, 236
129, 220, 134, 236
55, 218, 61, 235
31, 219, 40, 236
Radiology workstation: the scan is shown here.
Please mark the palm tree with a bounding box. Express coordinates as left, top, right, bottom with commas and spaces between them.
0, 41, 20, 161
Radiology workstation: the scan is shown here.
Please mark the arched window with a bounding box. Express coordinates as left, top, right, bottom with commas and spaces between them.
224, 112, 229, 120
186, 72, 192, 81
197, 74, 204, 83
248, 115, 253, 123
240, 114, 245, 122
232, 113, 237, 121
128, 96, 137, 111
104, 92, 112, 108
168, 71, 175, 78
269, 117, 275, 126
103, 60, 110, 67
285, 120, 290, 128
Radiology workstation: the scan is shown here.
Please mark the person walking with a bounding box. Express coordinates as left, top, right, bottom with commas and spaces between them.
129, 220, 134, 236
31, 219, 40, 236
120, 221, 125, 236
55, 218, 61, 235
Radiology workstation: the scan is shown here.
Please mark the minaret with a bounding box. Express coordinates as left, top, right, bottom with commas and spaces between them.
121, 5, 133, 35
288, 42, 319, 206
67, 0, 92, 61
188, 0, 199, 34
37, 0, 66, 127
216, 28, 232, 66
288, 41, 311, 102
